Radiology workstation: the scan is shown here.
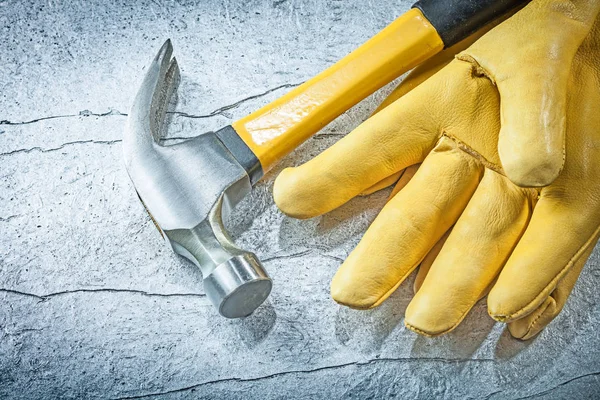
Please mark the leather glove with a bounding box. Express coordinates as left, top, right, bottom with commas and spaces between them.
273, 1, 600, 339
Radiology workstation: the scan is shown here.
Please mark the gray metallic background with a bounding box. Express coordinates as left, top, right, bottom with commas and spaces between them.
1, 0, 599, 398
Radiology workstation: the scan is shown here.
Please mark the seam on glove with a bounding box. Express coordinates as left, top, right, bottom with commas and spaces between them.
405, 279, 491, 337
455, 55, 568, 183
515, 297, 553, 341
405, 318, 458, 338
440, 133, 539, 204
440, 132, 504, 175
404, 322, 436, 337
455, 54, 497, 84
496, 223, 600, 322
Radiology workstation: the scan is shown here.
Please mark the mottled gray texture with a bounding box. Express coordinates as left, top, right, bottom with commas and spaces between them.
0, 0, 599, 399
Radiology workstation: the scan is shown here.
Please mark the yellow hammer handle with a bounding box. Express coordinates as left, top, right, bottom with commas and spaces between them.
232, 8, 444, 172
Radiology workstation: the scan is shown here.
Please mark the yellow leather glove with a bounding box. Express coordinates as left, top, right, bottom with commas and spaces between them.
273, 1, 600, 339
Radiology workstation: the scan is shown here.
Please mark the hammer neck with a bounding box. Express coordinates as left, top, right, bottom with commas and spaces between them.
216, 125, 263, 186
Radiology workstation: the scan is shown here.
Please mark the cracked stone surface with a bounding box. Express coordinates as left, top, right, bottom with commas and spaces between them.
1, 0, 599, 398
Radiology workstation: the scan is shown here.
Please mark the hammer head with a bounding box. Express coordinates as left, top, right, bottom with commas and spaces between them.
123, 40, 272, 318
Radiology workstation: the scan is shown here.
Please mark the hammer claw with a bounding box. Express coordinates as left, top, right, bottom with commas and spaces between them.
150, 40, 180, 143
154, 38, 173, 64
124, 39, 179, 158
151, 56, 179, 143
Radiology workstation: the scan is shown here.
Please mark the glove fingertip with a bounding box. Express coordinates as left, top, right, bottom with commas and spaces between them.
498, 125, 564, 187
330, 272, 377, 310
273, 167, 319, 219
507, 296, 557, 341
404, 296, 459, 337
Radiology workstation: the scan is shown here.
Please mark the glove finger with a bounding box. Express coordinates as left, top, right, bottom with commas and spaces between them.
488, 196, 600, 323
404, 169, 533, 336
413, 229, 450, 294
330, 136, 482, 309
507, 244, 591, 340
273, 88, 439, 219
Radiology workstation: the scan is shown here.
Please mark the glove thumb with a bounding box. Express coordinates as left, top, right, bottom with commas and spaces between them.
458, 0, 600, 187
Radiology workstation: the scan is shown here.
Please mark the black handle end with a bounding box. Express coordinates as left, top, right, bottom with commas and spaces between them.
413, 0, 529, 48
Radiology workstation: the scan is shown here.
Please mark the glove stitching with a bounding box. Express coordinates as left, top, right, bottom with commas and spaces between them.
405, 305, 472, 337
497, 223, 600, 322
440, 133, 538, 202
515, 297, 553, 341
406, 279, 492, 337
405, 322, 436, 337
440, 132, 504, 175
455, 54, 497, 84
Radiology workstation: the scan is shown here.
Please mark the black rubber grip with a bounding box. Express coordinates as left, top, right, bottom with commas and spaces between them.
413, 0, 529, 48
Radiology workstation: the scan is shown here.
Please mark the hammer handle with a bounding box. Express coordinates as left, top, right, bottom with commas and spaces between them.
231, 8, 442, 172
230, 0, 528, 174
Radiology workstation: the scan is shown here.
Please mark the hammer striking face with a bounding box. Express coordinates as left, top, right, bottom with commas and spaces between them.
124, 1, 524, 318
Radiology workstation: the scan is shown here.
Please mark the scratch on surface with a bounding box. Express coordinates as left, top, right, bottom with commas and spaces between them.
313, 132, 346, 139
0, 288, 206, 302
320, 253, 345, 263
113, 357, 497, 399
2, 328, 44, 337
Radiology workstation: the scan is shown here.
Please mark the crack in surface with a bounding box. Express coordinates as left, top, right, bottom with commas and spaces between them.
313, 132, 346, 139
0, 288, 206, 301
261, 249, 312, 262
261, 249, 344, 264
0, 82, 303, 155
0, 215, 22, 222
169, 82, 302, 120
0, 109, 126, 126
2, 328, 44, 337
0, 139, 123, 156
113, 357, 497, 399
321, 253, 345, 263
512, 371, 600, 400
0, 81, 302, 128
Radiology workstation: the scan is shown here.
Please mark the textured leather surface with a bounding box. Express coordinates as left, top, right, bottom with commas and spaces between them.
274, 0, 600, 339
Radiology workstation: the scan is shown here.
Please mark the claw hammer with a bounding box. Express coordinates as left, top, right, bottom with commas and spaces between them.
124, 0, 528, 318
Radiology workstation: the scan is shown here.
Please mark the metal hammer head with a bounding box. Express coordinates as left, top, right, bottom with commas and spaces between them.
123, 40, 272, 318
